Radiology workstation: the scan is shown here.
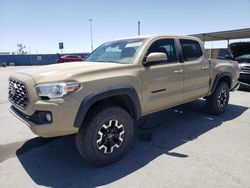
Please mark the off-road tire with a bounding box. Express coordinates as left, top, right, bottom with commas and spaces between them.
75, 105, 134, 166
206, 82, 230, 115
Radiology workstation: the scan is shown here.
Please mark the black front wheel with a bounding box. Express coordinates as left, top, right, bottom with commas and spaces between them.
75, 105, 134, 166
206, 82, 230, 115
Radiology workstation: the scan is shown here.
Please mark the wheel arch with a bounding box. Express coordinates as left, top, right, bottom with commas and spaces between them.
211, 72, 232, 94
74, 86, 141, 128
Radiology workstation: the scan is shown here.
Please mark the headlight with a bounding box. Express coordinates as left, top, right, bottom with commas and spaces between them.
36, 82, 80, 99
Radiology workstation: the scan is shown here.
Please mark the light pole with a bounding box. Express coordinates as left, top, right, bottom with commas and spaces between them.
89, 19, 93, 52
138, 21, 141, 36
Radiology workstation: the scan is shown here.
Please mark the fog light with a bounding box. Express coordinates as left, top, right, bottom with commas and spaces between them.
46, 113, 52, 122
29, 111, 53, 124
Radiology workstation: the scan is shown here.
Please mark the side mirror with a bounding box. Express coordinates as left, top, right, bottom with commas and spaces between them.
143, 52, 168, 66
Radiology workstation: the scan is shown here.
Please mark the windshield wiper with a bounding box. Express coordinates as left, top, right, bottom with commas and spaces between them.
95, 60, 121, 63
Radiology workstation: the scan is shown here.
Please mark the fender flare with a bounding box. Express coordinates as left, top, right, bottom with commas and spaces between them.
74, 85, 141, 128
211, 72, 233, 93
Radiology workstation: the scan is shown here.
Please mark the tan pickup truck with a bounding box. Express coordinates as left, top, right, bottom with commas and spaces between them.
9, 35, 240, 165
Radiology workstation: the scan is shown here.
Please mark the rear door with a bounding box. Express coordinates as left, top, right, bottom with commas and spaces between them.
179, 39, 210, 101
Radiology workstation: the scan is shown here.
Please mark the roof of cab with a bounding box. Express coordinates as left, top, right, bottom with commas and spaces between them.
110, 34, 201, 42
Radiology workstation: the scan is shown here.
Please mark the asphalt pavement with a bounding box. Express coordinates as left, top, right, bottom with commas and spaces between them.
0, 66, 250, 188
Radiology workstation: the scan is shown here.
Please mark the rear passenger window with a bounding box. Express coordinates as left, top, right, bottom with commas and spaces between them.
180, 39, 203, 61
147, 39, 178, 63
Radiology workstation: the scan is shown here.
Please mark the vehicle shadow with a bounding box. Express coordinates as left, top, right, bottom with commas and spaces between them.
16, 99, 248, 187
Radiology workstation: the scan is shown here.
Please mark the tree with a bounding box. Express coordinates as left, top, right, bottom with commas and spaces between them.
13, 43, 28, 54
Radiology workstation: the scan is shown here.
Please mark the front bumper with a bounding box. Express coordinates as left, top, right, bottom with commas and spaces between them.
9, 73, 82, 137
9, 97, 80, 137
239, 72, 250, 84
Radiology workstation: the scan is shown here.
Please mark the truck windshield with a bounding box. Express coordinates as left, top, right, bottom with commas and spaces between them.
85, 39, 145, 64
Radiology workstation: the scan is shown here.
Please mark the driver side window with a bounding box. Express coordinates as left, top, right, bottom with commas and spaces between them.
147, 39, 178, 63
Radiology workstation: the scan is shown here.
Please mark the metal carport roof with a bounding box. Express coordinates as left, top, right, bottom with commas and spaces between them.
190, 28, 250, 42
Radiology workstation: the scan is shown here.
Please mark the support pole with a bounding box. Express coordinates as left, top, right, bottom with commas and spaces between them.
89, 19, 93, 52
138, 21, 140, 36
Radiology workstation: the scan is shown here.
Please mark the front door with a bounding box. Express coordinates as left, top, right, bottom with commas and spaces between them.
140, 38, 184, 115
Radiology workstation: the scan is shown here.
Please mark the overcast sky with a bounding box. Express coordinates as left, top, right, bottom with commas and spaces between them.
0, 0, 250, 54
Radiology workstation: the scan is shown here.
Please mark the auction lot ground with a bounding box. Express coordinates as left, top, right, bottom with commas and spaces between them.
0, 66, 250, 188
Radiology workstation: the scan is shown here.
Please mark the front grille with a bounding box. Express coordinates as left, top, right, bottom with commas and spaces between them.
8, 78, 29, 109
242, 66, 250, 71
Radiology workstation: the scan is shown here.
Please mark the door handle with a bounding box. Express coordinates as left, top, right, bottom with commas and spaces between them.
202, 66, 208, 69
174, 70, 183, 73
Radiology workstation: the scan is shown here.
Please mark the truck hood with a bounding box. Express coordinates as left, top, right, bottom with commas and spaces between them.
16, 62, 128, 84
229, 42, 250, 58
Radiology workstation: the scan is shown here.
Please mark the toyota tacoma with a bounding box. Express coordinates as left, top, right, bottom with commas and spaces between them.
9, 35, 240, 165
